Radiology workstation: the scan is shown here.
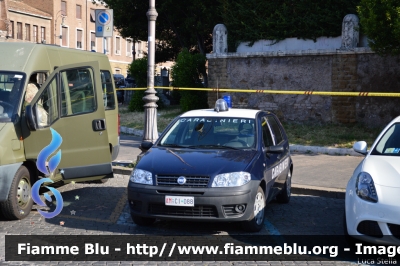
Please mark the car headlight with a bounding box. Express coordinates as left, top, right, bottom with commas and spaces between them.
212, 172, 251, 187
356, 172, 378, 203
130, 168, 153, 185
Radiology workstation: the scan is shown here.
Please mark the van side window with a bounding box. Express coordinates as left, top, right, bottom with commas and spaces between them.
34, 78, 58, 128
60, 67, 96, 116
266, 116, 284, 144
100, 70, 116, 110
261, 117, 274, 147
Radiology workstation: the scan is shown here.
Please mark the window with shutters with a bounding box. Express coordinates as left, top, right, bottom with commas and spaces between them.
76, 5, 82, 19
62, 27, 68, 46
25, 24, 30, 41
61, 1, 67, 16
40, 27, 45, 42
77, 29, 83, 49
90, 32, 96, 51
33, 25, 38, 42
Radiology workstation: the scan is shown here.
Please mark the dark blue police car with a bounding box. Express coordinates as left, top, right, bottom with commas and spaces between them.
128, 99, 293, 232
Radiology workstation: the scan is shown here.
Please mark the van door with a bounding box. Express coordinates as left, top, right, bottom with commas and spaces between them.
24, 61, 113, 182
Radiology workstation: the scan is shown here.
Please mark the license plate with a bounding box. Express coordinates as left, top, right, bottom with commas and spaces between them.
165, 195, 194, 207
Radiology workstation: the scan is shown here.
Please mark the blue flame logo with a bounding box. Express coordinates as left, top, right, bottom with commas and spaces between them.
31, 128, 64, 219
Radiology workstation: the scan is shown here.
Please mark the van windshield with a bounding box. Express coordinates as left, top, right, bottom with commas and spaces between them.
0, 72, 25, 122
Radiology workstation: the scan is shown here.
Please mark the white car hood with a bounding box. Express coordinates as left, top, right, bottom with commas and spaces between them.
363, 155, 400, 187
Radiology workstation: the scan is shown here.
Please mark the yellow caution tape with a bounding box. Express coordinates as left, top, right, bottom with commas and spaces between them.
116, 87, 400, 97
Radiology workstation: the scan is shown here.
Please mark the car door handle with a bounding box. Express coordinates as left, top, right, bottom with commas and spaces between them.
92, 119, 106, 131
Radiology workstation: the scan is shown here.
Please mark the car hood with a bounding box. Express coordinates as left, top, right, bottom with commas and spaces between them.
363, 155, 400, 187
137, 147, 257, 177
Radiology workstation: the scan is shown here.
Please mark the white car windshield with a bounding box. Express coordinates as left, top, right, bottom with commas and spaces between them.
0, 72, 25, 122
372, 123, 400, 156
159, 117, 256, 149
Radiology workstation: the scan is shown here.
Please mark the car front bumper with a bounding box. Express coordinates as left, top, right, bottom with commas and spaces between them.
127, 180, 260, 222
346, 179, 400, 245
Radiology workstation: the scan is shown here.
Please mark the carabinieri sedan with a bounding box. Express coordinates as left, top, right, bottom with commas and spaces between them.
128, 99, 293, 232
345, 115, 400, 244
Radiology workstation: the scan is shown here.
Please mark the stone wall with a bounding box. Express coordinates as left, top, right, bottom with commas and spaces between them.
207, 49, 400, 128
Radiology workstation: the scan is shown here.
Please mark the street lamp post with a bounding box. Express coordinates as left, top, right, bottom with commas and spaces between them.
54, 10, 65, 45
141, 0, 159, 147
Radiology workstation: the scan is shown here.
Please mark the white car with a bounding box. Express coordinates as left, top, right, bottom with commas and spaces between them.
345, 116, 400, 245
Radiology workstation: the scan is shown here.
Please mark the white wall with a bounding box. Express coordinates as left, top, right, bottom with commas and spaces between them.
237, 35, 369, 53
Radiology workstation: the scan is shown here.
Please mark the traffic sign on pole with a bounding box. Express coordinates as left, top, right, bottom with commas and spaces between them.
95, 9, 113, 37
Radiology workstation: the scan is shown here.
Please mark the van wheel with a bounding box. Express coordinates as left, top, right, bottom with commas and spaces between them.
0, 166, 32, 220
131, 214, 156, 226
241, 186, 265, 232
277, 170, 291, 203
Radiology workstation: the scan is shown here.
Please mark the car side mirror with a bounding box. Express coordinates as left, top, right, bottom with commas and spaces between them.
140, 141, 153, 151
264, 145, 284, 154
353, 141, 368, 155
25, 105, 37, 131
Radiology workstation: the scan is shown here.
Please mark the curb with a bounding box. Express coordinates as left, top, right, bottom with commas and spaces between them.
112, 166, 345, 199
291, 184, 345, 199
290, 144, 362, 157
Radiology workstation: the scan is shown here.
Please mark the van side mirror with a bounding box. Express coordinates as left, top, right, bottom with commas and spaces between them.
25, 105, 37, 131
264, 145, 284, 154
353, 141, 368, 155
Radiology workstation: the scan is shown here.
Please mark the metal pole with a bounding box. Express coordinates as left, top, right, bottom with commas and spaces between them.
142, 0, 158, 145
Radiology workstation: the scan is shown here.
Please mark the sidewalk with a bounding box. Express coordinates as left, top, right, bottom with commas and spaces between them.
114, 128, 365, 199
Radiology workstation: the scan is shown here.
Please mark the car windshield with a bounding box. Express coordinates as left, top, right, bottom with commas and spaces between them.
0, 72, 25, 122
371, 123, 400, 156
159, 116, 256, 149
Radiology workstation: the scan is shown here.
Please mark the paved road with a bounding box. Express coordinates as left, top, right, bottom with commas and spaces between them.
0, 174, 350, 265
0, 134, 364, 265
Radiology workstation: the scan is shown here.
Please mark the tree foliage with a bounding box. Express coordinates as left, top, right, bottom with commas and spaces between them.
357, 0, 400, 55
97, 0, 222, 62
219, 0, 359, 51
128, 58, 147, 112
171, 49, 208, 112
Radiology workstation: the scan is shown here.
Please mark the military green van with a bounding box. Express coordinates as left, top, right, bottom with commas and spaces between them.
0, 43, 120, 220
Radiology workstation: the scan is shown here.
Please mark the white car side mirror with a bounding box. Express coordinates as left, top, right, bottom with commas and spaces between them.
353, 141, 368, 155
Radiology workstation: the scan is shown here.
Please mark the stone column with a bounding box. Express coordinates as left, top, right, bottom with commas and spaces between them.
213, 24, 228, 54
142, 0, 159, 145
341, 14, 359, 49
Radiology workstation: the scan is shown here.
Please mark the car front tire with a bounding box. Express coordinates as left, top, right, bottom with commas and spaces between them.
0, 166, 33, 220
241, 186, 265, 232
277, 170, 291, 203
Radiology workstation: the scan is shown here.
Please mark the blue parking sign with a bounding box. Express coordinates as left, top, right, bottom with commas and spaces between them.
97, 26, 103, 32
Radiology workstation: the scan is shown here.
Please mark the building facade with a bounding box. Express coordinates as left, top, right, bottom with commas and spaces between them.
0, 0, 146, 76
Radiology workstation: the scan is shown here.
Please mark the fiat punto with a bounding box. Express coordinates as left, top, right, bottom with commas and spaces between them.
127, 99, 293, 232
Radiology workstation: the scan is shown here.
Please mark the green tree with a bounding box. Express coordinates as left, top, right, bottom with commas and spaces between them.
95, 0, 223, 86
128, 58, 147, 112
357, 0, 400, 55
171, 49, 208, 112
128, 57, 165, 111
219, 0, 359, 51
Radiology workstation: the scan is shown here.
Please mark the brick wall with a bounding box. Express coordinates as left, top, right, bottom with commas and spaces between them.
207, 49, 400, 128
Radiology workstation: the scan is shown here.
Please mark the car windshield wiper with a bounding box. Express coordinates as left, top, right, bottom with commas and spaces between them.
193, 144, 241, 150
160, 144, 196, 149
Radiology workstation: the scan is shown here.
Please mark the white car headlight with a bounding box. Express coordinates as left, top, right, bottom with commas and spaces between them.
212, 172, 251, 187
130, 168, 153, 185
356, 172, 378, 203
